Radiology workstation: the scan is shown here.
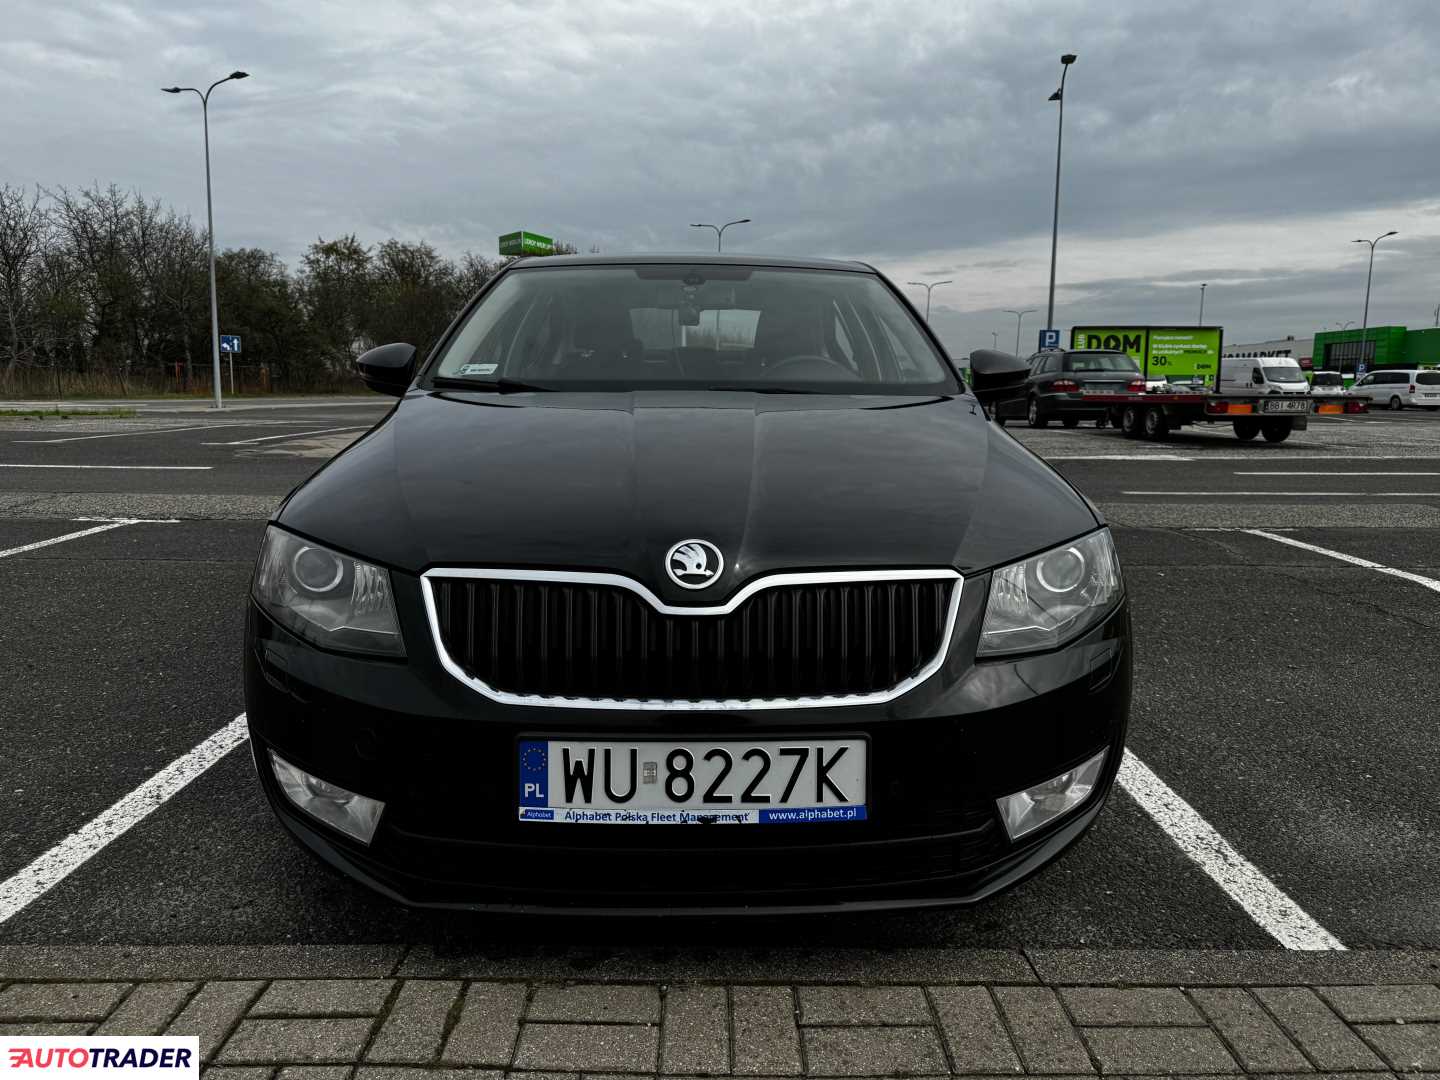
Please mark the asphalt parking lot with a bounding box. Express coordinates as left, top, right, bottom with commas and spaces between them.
1, 397, 1438, 956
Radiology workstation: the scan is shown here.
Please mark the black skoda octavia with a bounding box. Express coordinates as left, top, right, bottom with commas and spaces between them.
244, 254, 1131, 913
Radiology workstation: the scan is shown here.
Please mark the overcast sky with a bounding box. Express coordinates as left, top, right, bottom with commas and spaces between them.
4, 0, 1438, 357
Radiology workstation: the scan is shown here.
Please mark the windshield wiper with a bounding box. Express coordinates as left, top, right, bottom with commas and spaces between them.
431, 376, 554, 393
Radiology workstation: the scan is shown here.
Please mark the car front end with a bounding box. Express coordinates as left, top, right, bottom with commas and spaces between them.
242, 255, 1132, 913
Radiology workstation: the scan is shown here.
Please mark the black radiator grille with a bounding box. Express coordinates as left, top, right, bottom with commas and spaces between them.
429, 575, 955, 702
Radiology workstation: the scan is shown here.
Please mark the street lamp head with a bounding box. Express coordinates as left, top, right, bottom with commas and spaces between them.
1048, 89, 1063, 102
734, 218, 751, 224
1061, 53, 1077, 65
229, 71, 249, 80
162, 86, 182, 93
1382, 230, 1397, 238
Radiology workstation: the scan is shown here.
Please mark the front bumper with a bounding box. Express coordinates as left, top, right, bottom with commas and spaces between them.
243, 573, 1131, 913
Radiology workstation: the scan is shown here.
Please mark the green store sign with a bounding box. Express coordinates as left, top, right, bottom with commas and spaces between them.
498, 230, 556, 256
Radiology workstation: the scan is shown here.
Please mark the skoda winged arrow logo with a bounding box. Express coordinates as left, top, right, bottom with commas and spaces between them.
665, 539, 724, 590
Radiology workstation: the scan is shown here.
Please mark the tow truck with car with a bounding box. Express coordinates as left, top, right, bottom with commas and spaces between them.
981, 335, 1368, 443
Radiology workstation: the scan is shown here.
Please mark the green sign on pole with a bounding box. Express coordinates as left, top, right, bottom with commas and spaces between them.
1070, 325, 1224, 384
498, 230, 556, 257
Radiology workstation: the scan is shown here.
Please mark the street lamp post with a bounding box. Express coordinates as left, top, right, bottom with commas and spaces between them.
906, 279, 953, 321
1003, 308, 1037, 354
690, 218, 751, 252
1198, 283, 1207, 326
1045, 53, 1077, 337
164, 71, 249, 410
1351, 230, 1397, 377
991, 331, 999, 348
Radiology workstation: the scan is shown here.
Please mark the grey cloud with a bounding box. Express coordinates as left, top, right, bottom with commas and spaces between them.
3, 0, 1438, 356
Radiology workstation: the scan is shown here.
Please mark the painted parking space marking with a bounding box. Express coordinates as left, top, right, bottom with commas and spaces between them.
1119, 751, 1344, 950
1237, 529, 1440, 594
202, 425, 367, 446
1234, 471, 1440, 477
0, 463, 213, 471
1121, 490, 1440, 497
0, 714, 250, 926
11, 419, 345, 444
0, 517, 178, 559
1045, 454, 1196, 461
13, 424, 236, 444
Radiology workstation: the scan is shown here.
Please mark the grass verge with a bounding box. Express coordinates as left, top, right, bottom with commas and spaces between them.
0, 407, 139, 419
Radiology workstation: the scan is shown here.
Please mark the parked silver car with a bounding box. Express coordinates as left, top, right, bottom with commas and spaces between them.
1348, 369, 1440, 411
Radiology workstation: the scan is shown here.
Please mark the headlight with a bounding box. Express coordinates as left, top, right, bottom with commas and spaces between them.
978, 528, 1122, 656
253, 526, 404, 656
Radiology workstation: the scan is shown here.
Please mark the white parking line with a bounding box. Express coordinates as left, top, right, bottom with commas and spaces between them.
13, 424, 233, 444
1234, 471, 1440, 476
0, 715, 250, 926
1239, 529, 1440, 594
0, 464, 212, 471
1122, 490, 1440, 497
0, 518, 178, 559
1119, 751, 1345, 950
201, 425, 366, 446
1, 521, 132, 559
1046, 454, 1196, 461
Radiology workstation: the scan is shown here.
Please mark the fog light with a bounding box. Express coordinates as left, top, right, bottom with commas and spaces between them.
269, 751, 384, 844
996, 749, 1107, 841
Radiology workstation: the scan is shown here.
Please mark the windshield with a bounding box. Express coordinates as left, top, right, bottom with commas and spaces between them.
1312, 371, 1342, 386
1262, 362, 1306, 383
1064, 352, 1138, 373
428, 265, 958, 394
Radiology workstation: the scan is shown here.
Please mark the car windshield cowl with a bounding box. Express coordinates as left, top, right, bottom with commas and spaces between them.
431, 375, 556, 393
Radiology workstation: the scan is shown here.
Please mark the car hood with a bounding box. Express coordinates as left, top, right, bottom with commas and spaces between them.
278, 390, 1098, 599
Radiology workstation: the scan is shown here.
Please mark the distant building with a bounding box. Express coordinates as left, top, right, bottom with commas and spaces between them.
1310, 326, 1440, 375
1223, 335, 1312, 365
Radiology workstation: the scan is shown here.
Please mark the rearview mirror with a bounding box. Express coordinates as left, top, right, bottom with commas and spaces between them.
356, 343, 417, 396
967, 349, 1031, 404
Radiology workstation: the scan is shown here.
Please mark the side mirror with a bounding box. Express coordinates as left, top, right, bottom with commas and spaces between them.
967, 349, 1031, 404
356, 343, 417, 396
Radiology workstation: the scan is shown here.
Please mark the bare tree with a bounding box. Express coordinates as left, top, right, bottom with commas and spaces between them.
0, 184, 48, 384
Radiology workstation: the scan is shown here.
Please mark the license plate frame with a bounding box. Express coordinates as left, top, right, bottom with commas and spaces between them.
516, 736, 870, 824
1261, 398, 1309, 414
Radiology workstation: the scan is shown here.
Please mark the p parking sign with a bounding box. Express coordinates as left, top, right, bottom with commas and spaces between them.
1038, 328, 1061, 350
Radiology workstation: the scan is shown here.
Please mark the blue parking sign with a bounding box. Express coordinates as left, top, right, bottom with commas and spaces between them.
1038, 328, 1060, 350
219, 334, 241, 354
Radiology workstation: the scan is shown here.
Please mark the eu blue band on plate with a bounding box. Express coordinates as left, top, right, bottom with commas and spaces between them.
518, 740, 548, 807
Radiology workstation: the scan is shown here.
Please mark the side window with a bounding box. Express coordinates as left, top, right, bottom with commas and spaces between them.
1356, 374, 1373, 386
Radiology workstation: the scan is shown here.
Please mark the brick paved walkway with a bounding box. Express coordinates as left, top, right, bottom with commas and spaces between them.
1, 948, 1438, 1077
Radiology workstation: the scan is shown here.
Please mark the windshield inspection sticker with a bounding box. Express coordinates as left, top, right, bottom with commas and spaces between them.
458, 363, 498, 376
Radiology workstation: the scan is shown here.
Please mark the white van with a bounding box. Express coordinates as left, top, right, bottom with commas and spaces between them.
1348, 369, 1440, 411
1219, 356, 1310, 395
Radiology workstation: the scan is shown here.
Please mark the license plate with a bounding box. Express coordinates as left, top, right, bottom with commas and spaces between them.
1262, 399, 1309, 413
517, 738, 867, 824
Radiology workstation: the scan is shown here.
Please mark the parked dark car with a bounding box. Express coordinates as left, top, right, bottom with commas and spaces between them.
243, 255, 1131, 913
994, 349, 1145, 428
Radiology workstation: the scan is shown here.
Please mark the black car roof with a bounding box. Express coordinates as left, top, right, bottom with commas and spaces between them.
508, 252, 876, 273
